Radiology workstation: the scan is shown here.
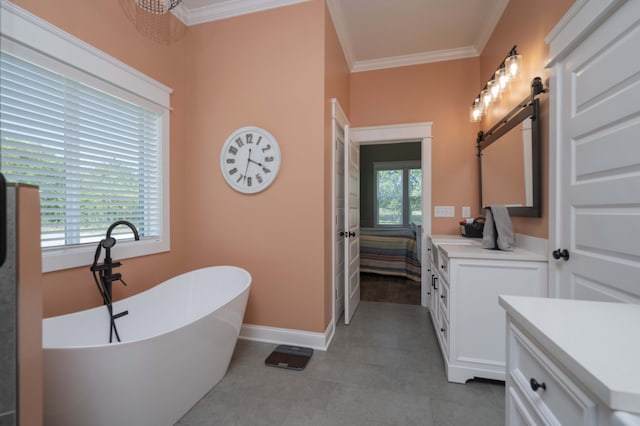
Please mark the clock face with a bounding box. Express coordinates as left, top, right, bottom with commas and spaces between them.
220, 126, 281, 194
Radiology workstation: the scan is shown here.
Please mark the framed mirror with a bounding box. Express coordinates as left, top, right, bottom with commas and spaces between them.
477, 96, 541, 217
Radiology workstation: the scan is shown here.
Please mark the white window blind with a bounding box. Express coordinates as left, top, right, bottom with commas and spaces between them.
0, 51, 162, 248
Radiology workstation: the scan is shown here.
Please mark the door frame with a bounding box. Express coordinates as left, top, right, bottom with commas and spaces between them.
331, 121, 433, 327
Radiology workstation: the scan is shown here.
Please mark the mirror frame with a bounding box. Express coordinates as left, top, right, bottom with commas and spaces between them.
477, 81, 543, 218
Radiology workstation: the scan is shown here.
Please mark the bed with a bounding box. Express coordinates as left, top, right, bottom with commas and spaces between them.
359, 225, 421, 282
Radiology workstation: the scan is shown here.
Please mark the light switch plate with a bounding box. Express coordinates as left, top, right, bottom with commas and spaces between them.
434, 206, 455, 217
462, 206, 471, 218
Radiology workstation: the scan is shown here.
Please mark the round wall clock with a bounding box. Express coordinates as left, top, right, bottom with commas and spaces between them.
220, 126, 281, 194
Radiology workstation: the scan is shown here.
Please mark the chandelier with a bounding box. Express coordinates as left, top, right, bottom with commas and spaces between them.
120, 0, 186, 45
135, 0, 182, 14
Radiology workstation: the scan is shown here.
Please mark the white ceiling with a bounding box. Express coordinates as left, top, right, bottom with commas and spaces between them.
174, 0, 510, 72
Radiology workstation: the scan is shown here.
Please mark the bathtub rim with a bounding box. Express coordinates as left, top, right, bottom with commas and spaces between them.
43, 265, 252, 350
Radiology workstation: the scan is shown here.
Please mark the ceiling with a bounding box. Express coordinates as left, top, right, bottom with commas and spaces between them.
174, 0, 510, 72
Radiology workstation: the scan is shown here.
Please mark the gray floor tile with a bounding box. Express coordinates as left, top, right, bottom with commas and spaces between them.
175, 301, 505, 425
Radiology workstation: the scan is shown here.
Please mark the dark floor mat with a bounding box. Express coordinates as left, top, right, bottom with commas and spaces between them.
265, 345, 313, 370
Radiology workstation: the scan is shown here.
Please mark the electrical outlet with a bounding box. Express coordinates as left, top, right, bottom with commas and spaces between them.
462, 206, 471, 218
434, 206, 455, 217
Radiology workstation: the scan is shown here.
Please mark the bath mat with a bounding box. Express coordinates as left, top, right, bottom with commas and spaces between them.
265, 345, 313, 371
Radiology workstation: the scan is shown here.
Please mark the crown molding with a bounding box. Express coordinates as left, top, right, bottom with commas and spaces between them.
473, 0, 509, 54
351, 46, 479, 73
325, 0, 354, 71
172, 0, 311, 26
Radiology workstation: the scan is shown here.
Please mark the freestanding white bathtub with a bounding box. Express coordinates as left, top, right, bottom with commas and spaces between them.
43, 266, 251, 426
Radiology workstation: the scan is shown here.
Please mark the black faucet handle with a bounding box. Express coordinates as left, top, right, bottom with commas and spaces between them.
108, 272, 128, 287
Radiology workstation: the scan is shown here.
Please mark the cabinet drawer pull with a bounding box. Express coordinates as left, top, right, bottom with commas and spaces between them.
530, 378, 546, 392
440, 327, 446, 333
433, 276, 438, 290
440, 294, 445, 299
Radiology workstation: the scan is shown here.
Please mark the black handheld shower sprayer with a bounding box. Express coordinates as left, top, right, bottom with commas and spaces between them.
90, 220, 140, 343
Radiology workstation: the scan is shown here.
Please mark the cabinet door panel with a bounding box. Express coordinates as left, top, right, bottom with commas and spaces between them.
453, 260, 546, 367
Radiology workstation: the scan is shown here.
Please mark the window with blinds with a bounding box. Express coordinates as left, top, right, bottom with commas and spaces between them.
0, 51, 162, 248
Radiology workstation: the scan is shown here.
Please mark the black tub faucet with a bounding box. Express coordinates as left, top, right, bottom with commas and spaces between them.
90, 220, 140, 343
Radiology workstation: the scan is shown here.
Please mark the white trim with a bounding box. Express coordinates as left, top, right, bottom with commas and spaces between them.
473, 0, 510, 56
173, 0, 311, 26
325, 0, 355, 71
350, 122, 432, 145
326, 0, 507, 73
0, 0, 172, 108
239, 322, 334, 351
351, 46, 479, 73
350, 122, 432, 307
545, 0, 624, 66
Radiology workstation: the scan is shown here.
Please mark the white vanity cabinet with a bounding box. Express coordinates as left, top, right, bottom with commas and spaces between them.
425, 235, 477, 341
428, 237, 547, 384
500, 296, 640, 426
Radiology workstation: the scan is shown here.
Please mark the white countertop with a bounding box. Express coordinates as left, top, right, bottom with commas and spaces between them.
428, 234, 481, 243
439, 242, 546, 262
499, 295, 640, 414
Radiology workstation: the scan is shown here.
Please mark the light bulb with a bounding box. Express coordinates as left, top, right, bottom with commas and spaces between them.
470, 100, 483, 122
481, 89, 491, 108
496, 67, 509, 90
505, 54, 522, 79
488, 79, 501, 101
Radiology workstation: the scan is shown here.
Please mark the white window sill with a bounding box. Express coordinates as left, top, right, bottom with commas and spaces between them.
42, 237, 170, 273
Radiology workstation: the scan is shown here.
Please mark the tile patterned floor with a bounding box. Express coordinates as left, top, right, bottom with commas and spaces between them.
176, 301, 505, 425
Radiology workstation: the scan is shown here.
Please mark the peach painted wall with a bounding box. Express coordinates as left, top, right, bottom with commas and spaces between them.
12, 0, 189, 317
181, 1, 330, 332
349, 59, 483, 234
479, 0, 574, 238
323, 6, 351, 326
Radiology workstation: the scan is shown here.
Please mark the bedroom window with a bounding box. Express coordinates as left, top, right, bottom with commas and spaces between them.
374, 161, 422, 226
0, 3, 172, 272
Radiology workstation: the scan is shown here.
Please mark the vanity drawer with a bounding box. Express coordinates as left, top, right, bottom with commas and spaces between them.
437, 250, 450, 283
508, 324, 598, 426
438, 279, 449, 318
437, 305, 449, 355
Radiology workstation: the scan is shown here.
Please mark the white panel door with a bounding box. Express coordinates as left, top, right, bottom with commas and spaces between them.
334, 121, 345, 322
344, 126, 360, 324
552, 0, 640, 302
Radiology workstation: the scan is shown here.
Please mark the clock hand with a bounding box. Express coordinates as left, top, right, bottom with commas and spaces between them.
248, 158, 263, 167
243, 148, 252, 180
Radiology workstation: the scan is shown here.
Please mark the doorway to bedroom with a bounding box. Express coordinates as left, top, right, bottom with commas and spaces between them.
333, 121, 432, 328
359, 142, 423, 305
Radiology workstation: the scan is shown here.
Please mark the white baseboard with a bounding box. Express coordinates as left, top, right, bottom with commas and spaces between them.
239, 321, 335, 351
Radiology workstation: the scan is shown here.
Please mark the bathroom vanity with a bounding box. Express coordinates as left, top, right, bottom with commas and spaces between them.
426, 235, 547, 383
500, 296, 640, 425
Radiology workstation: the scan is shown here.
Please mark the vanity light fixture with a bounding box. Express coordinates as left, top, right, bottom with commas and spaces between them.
470, 46, 522, 122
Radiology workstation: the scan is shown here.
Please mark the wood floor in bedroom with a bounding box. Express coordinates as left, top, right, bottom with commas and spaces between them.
359, 272, 421, 305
